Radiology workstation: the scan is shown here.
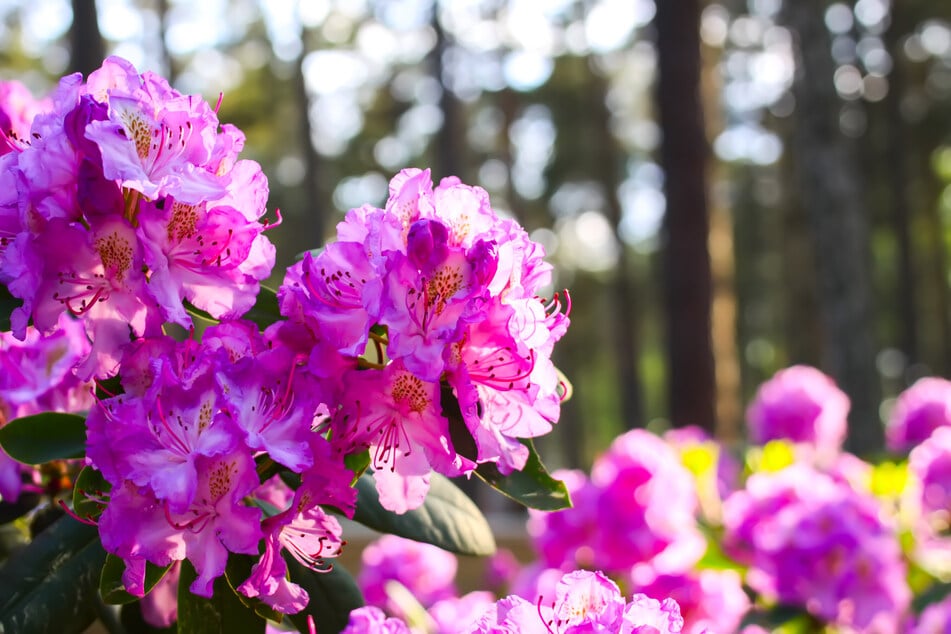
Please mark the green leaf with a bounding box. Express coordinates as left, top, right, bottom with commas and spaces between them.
475, 439, 571, 511
71, 466, 110, 523
99, 554, 172, 605
241, 285, 281, 330
0, 285, 18, 333
352, 472, 496, 556
119, 601, 177, 634
0, 412, 87, 464
344, 450, 370, 481
285, 557, 363, 634
176, 559, 266, 634
0, 516, 107, 634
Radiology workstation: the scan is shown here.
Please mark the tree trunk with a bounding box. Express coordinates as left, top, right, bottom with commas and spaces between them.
69, 0, 105, 77
781, 0, 883, 454
654, 0, 717, 433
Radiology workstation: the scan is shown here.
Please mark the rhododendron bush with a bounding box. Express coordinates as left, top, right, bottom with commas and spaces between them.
0, 58, 572, 633
5, 58, 951, 634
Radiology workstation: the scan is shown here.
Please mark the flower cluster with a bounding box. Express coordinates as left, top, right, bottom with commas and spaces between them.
745, 364, 850, 459
278, 168, 569, 513
0, 57, 276, 379
0, 314, 94, 501
722, 462, 911, 631
0, 56, 573, 624
85, 321, 355, 612
528, 429, 705, 576
469, 570, 685, 634
886, 377, 951, 453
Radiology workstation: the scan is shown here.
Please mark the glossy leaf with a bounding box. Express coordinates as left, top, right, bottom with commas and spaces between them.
285, 556, 363, 634
0, 516, 106, 634
71, 466, 110, 524
475, 439, 571, 511
352, 472, 495, 556
0, 412, 87, 464
176, 560, 266, 634
100, 554, 172, 605
0, 285, 17, 333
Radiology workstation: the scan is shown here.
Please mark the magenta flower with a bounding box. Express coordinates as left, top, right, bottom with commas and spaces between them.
342, 606, 412, 634
469, 570, 684, 634
745, 365, 849, 457
0, 80, 50, 154
335, 361, 469, 513
0, 56, 274, 378
588, 429, 706, 574
429, 591, 496, 634
722, 463, 910, 630
629, 567, 749, 634
358, 535, 458, 617
887, 377, 951, 453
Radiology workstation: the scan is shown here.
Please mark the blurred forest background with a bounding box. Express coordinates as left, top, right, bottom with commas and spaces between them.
2, 0, 951, 470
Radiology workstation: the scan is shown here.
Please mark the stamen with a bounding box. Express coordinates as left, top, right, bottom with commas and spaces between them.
57, 499, 99, 526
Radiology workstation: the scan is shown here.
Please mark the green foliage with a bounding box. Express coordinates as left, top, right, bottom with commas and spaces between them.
71, 466, 110, 523
176, 559, 266, 634
0, 516, 107, 634
0, 413, 87, 464
475, 439, 571, 511
285, 558, 364, 634
353, 472, 496, 557
99, 554, 172, 606
0, 285, 16, 333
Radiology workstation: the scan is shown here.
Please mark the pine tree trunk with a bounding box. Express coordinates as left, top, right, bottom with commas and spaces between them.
69, 0, 105, 77
654, 0, 717, 433
781, 0, 883, 454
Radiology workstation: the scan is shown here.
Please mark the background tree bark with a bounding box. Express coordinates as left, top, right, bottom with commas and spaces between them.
654, 0, 717, 433
781, 0, 883, 454
69, 0, 104, 78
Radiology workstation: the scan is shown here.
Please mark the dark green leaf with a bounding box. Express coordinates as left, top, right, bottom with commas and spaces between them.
286, 557, 363, 634
913, 580, 951, 614
475, 439, 571, 511
0, 285, 18, 333
0, 516, 107, 634
352, 472, 496, 556
344, 450, 370, 481
100, 554, 172, 605
72, 466, 110, 524
0, 494, 41, 525
176, 559, 266, 634
0, 413, 87, 464
739, 605, 819, 633
240, 285, 281, 330
119, 601, 176, 634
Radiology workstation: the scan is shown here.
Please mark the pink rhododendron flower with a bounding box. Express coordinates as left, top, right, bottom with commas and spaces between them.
342, 606, 412, 634
428, 591, 496, 634
589, 429, 706, 574
630, 567, 749, 634
0, 80, 50, 154
746, 365, 849, 458
723, 463, 910, 630
470, 570, 684, 634
278, 168, 569, 512
887, 377, 951, 453
0, 56, 275, 378
0, 313, 93, 501
358, 534, 458, 617
906, 426, 951, 576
